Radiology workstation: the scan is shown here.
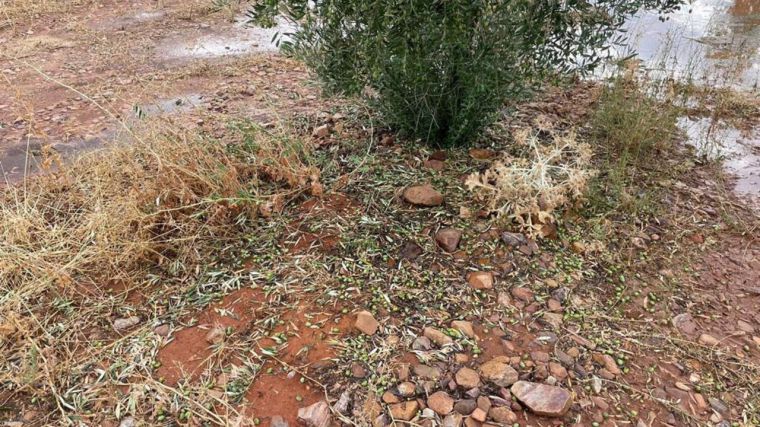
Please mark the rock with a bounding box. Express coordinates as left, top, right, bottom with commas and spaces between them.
400, 241, 424, 260
510, 381, 573, 417
698, 333, 719, 346
153, 324, 170, 337
113, 316, 140, 331
451, 321, 477, 340
571, 241, 586, 254
488, 407, 517, 424
455, 367, 481, 389
424, 159, 446, 171
470, 407, 487, 422
389, 401, 419, 421
355, 311, 379, 335
297, 400, 332, 427
413, 364, 441, 380
436, 229, 463, 253
552, 287, 569, 303
119, 417, 136, 427
708, 397, 728, 415
497, 292, 512, 307
737, 320, 755, 333
454, 399, 477, 415
510, 287, 534, 302
442, 413, 463, 427
479, 358, 519, 387
476, 396, 491, 412
672, 313, 698, 335
555, 349, 574, 367
592, 353, 621, 376
530, 351, 550, 363
501, 232, 527, 247
403, 184, 444, 207
549, 362, 568, 380
312, 124, 330, 138
351, 362, 367, 378
454, 353, 469, 364
205, 326, 225, 344
428, 391, 455, 415
469, 148, 497, 160
383, 391, 400, 404
412, 336, 432, 351
333, 390, 351, 414
424, 327, 453, 346
547, 299, 562, 312
463, 417, 481, 427
271, 415, 289, 427
466, 272, 494, 290
398, 382, 416, 397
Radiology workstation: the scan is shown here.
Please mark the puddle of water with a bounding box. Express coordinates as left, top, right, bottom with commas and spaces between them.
157, 19, 295, 60
679, 116, 760, 203
623, 0, 760, 90
137, 94, 205, 116
0, 136, 106, 184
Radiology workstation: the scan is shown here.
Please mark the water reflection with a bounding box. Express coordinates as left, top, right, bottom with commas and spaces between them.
624, 0, 760, 90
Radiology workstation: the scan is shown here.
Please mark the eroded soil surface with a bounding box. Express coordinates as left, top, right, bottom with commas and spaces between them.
1, 2, 759, 427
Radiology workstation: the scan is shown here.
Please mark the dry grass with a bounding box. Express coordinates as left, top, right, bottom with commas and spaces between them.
0, 119, 316, 423
0, 0, 88, 26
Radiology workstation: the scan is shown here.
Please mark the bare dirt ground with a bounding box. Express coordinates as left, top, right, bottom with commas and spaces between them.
1, 2, 759, 427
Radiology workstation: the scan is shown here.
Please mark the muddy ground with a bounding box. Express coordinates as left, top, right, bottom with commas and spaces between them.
1, 1, 759, 427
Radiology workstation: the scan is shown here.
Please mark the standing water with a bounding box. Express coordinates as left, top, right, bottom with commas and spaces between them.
624, 0, 760, 207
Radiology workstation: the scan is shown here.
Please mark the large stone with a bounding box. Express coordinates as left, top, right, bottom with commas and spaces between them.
403, 184, 444, 207
424, 327, 453, 346
436, 228, 463, 253
355, 311, 379, 335
454, 399, 477, 415
466, 272, 494, 290
455, 367, 481, 389
510, 381, 573, 417
428, 391, 455, 415
297, 400, 332, 427
389, 401, 420, 421
479, 358, 519, 387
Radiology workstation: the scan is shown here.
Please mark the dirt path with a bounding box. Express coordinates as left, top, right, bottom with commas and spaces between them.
1, 2, 759, 427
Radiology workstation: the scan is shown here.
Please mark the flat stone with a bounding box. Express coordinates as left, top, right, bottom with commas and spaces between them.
510, 287, 534, 302
451, 321, 477, 340
501, 232, 527, 247
271, 415, 289, 427
479, 358, 519, 387
442, 413, 463, 427
699, 333, 720, 346
355, 311, 379, 335
467, 272, 494, 290
205, 326, 225, 344
488, 406, 517, 424
113, 316, 140, 330
400, 241, 423, 260
382, 391, 400, 404
412, 336, 432, 350
403, 184, 444, 207
542, 313, 564, 329
428, 391, 455, 415
455, 367, 481, 389
672, 313, 698, 335
153, 324, 170, 337
454, 399, 477, 415
436, 228, 463, 253
389, 401, 420, 421
738, 320, 755, 333
297, 400, 332, 427
470, 407, 487, 422
592, 353, 621, 376
510, 381, 573, 417
312, 124, 330, 138
413, 364, 441, 380
424, 327, 453, 346
397, 382, 416, 397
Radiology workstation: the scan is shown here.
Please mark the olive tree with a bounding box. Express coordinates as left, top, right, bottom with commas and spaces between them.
249, 0, 684, 146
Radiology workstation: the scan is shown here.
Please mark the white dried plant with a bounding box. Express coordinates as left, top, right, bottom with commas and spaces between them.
466, 123, 595, 236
